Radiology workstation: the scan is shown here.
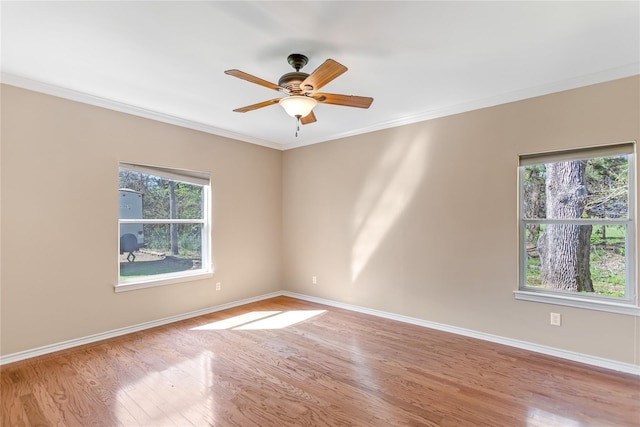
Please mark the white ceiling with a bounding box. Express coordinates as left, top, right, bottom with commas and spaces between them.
2, 1, 639, 150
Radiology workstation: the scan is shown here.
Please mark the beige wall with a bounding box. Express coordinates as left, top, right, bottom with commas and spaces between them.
1, 85, 283, 355
2, 77, 639, 366
283, 76, 640, 365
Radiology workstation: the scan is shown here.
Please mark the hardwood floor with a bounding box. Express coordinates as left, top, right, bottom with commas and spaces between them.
1, 296, 638, 426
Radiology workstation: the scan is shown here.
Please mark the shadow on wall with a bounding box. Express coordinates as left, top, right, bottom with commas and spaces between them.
350, 130, 431, 282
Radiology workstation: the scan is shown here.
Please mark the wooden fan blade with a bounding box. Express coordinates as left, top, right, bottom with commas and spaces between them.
300, 111, 317, 125
225, 69, 286, 93
299, 59, 347, 93
312, 93, 374, 109
233, 98, 281, 113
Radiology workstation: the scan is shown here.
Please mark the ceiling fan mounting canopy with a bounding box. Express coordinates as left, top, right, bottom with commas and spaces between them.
224, 53, 374, 129
287, 53, 309, 71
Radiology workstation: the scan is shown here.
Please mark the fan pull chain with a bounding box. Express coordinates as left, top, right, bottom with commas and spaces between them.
295, 115, 301, 137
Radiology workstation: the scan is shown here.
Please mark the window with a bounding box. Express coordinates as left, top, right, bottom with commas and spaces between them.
517, 143, 637, 314
118, 163, 212, 291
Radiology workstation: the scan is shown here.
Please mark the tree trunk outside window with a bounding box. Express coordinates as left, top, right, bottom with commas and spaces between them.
538, 160, 593, 292
169, 181, 179, 255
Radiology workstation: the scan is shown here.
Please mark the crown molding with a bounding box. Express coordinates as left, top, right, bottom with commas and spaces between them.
0, 73, 285, 151
3, 63, 638, 152
281, 63, 640, 150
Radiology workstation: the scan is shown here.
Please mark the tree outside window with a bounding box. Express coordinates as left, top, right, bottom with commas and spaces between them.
118, 163, 211, 288
519, 144, 635, 302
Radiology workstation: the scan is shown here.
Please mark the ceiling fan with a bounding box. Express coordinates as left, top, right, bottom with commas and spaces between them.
224, 53, 373, 135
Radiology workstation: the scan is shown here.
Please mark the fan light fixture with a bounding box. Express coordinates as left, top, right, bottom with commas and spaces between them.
279, 96, 317, 118
225, 53, 373, 137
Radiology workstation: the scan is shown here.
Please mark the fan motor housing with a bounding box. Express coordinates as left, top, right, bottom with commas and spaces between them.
278, 72, 309, 92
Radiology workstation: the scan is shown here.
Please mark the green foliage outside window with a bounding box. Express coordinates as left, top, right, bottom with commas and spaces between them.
119, 167, 208, 282
521, 152, 631, 299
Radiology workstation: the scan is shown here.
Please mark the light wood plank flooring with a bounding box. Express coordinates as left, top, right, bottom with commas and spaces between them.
1, 296, 638, 426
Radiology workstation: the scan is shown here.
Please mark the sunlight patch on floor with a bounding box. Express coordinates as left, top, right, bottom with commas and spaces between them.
190, 311, 281, 330
116, 351, 215, 425
526, 407, 582, 427
190, 310, 326, 331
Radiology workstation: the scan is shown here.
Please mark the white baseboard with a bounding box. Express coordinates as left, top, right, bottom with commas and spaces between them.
2, 290, 639, 376
0, 291, 282, 366
283, 291, 640, 376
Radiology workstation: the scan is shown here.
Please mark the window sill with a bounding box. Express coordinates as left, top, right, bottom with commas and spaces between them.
115, 270, 213, 293
514, 291, 640, 316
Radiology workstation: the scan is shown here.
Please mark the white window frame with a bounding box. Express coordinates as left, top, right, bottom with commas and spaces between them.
116, 162, 213, 292
515, 142, 639, 316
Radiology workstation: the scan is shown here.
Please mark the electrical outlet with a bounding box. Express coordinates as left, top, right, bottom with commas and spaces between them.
215, 282, 221, 291
312, 276, 317, 284
550, 312, 561, 326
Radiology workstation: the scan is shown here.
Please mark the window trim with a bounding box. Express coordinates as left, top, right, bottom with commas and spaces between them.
115, 270, 214, 293
513, 291, 640, 316
117, 162, 213, 292
517, 142, 637, 314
